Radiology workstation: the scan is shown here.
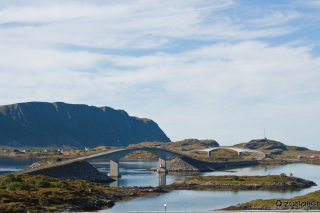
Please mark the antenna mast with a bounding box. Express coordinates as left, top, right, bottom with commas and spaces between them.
264, 128, 267, 140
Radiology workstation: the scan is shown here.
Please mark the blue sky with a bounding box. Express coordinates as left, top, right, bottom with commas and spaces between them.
0, 0, 320, 149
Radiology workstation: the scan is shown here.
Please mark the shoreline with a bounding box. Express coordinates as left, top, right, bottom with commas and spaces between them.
65, 186, 167, 212
164, 182, 316, 190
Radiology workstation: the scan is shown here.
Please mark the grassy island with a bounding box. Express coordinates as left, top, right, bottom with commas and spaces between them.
225, 190, 320, 210
0, 174, 164, 212
171, 175, 316, 190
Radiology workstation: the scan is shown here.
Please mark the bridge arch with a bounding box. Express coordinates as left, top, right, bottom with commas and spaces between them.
199, 146, 265, 160
82, 148, 184, 177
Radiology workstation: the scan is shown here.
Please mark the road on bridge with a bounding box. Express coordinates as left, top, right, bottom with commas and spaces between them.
0, 147, 183, 177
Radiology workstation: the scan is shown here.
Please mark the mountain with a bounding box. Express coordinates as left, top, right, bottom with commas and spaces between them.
0, 102, 170, 147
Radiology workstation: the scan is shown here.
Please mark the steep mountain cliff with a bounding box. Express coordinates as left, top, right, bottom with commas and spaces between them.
0, 102, 170, 147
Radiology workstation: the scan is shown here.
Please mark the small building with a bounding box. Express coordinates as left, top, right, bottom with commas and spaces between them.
85, 147, 90, 151
311, 154, 320, 158
297, 155, 303, 158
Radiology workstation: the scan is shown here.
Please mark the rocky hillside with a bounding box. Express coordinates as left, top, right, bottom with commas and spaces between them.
129, 139, 219, 149
234, 139, 308, 151
0, 102, 170, 147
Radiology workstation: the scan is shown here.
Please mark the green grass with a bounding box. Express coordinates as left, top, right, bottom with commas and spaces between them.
0, 174, 121, 212
240, 190, 320, 210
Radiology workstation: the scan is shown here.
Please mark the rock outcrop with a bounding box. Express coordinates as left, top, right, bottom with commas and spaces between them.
28, 160, 114, 182
234, 139, 308, 151
149, 157, 259, 172
0, 102, 170, 147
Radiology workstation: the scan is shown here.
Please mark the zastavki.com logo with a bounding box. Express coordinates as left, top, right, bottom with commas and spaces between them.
275, 200, 319, 208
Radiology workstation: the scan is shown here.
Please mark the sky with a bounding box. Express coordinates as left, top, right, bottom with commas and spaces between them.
0, 0, 320, 149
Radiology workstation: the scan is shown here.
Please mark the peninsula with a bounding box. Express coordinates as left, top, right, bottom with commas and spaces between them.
224, 189, 320, 210
168, 174, 316, 190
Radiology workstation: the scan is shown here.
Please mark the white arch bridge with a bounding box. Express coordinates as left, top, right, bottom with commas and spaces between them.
199, 146, 265, 160
4, 147, 265, 178
6, 148, 184, 178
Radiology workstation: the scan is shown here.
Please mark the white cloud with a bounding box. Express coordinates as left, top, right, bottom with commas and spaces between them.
1, 41, 320, 148
0, 0, 320, 148
0, 0, 300, 50
305, 0, 320, 7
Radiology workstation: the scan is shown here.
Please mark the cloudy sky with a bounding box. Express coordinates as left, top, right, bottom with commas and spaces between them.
1, 0, 320, 149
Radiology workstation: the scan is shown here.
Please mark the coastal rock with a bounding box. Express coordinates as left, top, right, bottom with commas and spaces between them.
28, 160, 114, 182
65, 200, 115, 212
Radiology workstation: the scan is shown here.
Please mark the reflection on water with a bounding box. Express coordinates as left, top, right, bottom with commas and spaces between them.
110, 177, 119, 187
167, 171, 199, 176
109, 173, 166, 187
90, 161, 199, 187
159, 173, 166, 186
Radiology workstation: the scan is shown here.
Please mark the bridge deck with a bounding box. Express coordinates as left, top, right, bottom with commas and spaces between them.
0, 147, 184, 177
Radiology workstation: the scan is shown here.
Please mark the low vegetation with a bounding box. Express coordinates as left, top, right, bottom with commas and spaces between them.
232, 190, 320, 210
128, 139, 255, 161
129, 139, 219, 150
233, 139, 320, 164
0, 174, 121, 212
0, 145, 116, 160
233, 139, 309, 151
178, 174, 314, 186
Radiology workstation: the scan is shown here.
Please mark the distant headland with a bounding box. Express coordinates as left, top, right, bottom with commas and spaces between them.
0, 102, 170, 147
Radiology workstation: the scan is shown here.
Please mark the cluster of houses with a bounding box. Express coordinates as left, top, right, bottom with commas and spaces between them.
1, 147, 94, 154
2, 149, 30, 153
138, 145, 162, 149
297, 154, 320, 158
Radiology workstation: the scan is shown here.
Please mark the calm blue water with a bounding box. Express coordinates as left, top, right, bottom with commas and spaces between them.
90, 161, 198, 187
0, 157, 39, 175
96, 163, 320, 212
0, 157, 319, 211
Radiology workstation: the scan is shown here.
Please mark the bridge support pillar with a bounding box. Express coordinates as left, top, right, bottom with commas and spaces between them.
157, 158, 168, 173
238, 152, 242, 156
208, 151, 212, 157
108, 159, 121, 177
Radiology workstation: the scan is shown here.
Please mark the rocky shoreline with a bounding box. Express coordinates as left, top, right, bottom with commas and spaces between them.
65, 186, 166, 212
171, 174, 316, 190
167, 181, 316, 190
